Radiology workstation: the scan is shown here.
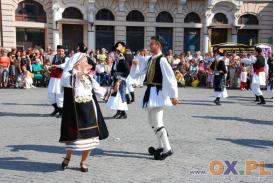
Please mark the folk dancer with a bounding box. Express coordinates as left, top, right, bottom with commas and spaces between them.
107, 42, 130, 119
60, 52, 109, 172
134, 36, 178, 160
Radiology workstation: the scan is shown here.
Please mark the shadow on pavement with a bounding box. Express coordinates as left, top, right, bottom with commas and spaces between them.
0, 112, 50, 118
1, 102, 50, 106
7, 145, 151, 160
0, 157, 61, 172
192, 115, 272, 125
216, 138, 273, 149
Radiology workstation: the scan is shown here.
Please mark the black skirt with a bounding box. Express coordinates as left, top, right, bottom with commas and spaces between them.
214, 72, 225, 92
59, 87, 108, 143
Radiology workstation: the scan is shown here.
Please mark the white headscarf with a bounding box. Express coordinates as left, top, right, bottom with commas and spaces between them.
62, 52, 87, 74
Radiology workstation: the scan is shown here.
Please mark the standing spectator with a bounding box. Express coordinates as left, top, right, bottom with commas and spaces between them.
166, 49, 173, 65
104, 57, 113, 85
267, 50, 273, 97
228, 52, 240, 88
39, 48, 45, 64
194, 51, 203, 63
240, 66, 248, 90
198, 60, 207, 87
45, 47, 55, 64
8, 48, 17, 87
20, 50, 31, 71
185, 51, 193, 62
14, 51, 22, 88
189, 59, 198, 79
95, 56, 106, 85
0, 49, 11, 88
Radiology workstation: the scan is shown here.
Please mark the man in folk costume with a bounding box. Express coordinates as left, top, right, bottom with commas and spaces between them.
241, 47, 266, 104
134, 36, 178, 160
107, 42, 130, 119
210, 49, 228, 105
60, 50, 109, 172
48, 45, 69, 117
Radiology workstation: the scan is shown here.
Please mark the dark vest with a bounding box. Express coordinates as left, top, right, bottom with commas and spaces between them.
52, 55, 67, 65
253, 55, 265, 70
143, 54, 164, 108
144, 54, 163, 86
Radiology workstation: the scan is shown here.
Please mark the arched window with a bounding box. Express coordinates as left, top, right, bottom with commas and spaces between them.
62, 7, 83, 19
126, 10, 144, 22
184, 12, 201, 23
15, 0, 46, 23
96, 9, 115, 21
156, 11, 173, 23
238, 14, 259, 25
213, 13, 228, 24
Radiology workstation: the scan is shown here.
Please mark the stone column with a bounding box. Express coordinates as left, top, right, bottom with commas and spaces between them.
87, 0, 95, 50
52, 4, 60, 51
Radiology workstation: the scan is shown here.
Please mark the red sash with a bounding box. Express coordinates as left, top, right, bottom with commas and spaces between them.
50, 69, 63, 78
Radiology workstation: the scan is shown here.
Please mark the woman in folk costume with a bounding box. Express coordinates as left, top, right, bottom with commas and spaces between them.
241, 47, 266, 104
210, 49, 228, 105
59, 45, 109, 172
133, 36, 178, 160
107, 42, 130, 119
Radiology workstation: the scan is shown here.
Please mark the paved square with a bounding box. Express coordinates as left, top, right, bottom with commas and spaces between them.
0, 87, 272, 183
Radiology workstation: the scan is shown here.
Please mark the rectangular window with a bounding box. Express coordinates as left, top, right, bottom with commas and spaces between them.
96, 26, 114, 51
156, 27, 173, 55
126, 26, 144, 52
16, 28, 45, 50
184, 28, 201, 52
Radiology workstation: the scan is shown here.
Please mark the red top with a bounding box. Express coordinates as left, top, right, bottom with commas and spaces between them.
0, 56, 10, 68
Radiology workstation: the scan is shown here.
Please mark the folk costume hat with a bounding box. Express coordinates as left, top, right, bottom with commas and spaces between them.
57, 45, 64, 50
113, 41, 126, 54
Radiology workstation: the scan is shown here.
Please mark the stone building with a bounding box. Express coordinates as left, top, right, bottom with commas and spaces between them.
0, 0, 273, 54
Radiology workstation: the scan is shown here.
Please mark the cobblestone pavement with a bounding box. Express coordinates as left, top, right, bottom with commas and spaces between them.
0, 87, 273, 183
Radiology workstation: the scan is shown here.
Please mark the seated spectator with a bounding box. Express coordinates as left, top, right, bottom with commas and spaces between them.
175, 70, 185, 87
191, 76, 200, 87
20, 65, 35, 89
172, 54, 181, 69
32, 58, 44, 84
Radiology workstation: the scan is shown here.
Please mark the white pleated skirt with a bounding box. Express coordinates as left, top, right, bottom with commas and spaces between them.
48, 78, 63, 94
140, 86, 173, 109
214, 88, 228, 98
106, 91, 128, 111
65, 137, 99, 151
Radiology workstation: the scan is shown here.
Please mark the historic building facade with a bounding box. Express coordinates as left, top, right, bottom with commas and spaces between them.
0, 0, 273, 54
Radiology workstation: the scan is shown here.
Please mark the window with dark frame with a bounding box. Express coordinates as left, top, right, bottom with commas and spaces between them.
213, 13, 228, 24
238, 14, 259, 25
15, 0, 46, 23
62, 7, 83, 19
95, 9, 115, 21
184, 12, 201, 23
156, 11, 173, 23
126, 10, 145, 22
